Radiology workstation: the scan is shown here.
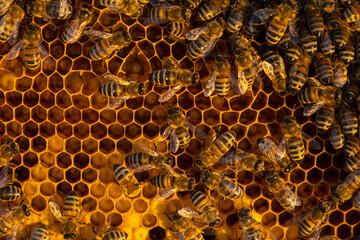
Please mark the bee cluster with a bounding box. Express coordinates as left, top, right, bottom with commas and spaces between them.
1, 0, 360, 239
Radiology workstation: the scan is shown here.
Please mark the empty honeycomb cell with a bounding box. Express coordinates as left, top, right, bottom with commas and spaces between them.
99, 198, 114, 213
74, 153, 89, 169
91, 123, 107, 139
134, 199, 148, 213
32, 136, 46, 152
135, 109, 151, 125
40, 152, 55, 167
278, 211, 293, 226
40, 90, 55, 108
66, 42, 82, 59
245, 184, 261, 199
24, 151, 38, 168
238, 138, 253, 152
33, 73, 47, 92
6, 91, 22, 107
49, 73, 64, 93
225, 212, 238, 226
330, 210, 344, 226
90, 183, 106, 198
73, 123, 89, 139
82, 196, 97, 212
271, 199, 286, 213
15, 166, 30, 182
297, 182, 313, 198
43, 57, 56, 76
143, 123, 159, 139
346, 210, 360, 225
211, 97, 229, 112
99, 12, 120, 26
316, 152, 332, 170
40, 121, 55, 138
57, 122, 73, 139
100, 138, 115, 154
57, 152, 71, 169
0, 105, 13, 122
72, 94, 90, 109
139, 40, 155, 59
83, 168, 97, 183
307, 168, 323, 184
74, 182, 89, 197
107, 213, 123, 227
218, 198, 234, 214
251, 92, 267, 110
32, 106, 47, 123
152, 108, 167, 125
177, 153, 193, 170
115, 199, 132, 213
240, 109, 257, 125
65, 167, 81, 183
184, 140, 201, 156
65, 107, 81, 124
338, 199, 354, 211
90, 212, 106, 227
16, 77, 32, 92
324, 167, 339, 184
258, 108, 276, 123
237, 171, 253, 185
262, 212, 277, 227
155, 41, 171, 60
290, 169, 306, 184
57, 56, 72, 75
204, 109, 220, 126
91, 93, 107, 110
73, 57, 91, 70
6, 121, 21, 138
31, 195, 46, 211
230, 94, 253, 111
247, 124, 267, 143
42, 25, 57, 42
83, 138, 98, 154
65, 72, 83, 93
122, 53, 150, 82
100, 110, 116, 125
150, 57, 162, 74
147, 25, 162, 43
92, 60, 107, 76
15, 105, 30, 123
125, 123, 142, 140
23, 90, 39, 107
254, 198, 269, 214
65, 137, 81, 154
142, 214, 157, 228
142, 184, 157, 199
108, 57, 123, 75
56, 90, 72, 109
195, 94, 212, 110
108, 183, 123, 199
99, 167, 113, 184
56, 181, 72, 196
314, 182, 329, 198
82, 73, 100, 96
91, 153, 107, 169
49, 167, 64, 182
83, 109, 99, 124
126, 97, 144, 110
40, 182, 55, 196
172, 41, 187, 60
300, 155, 315, 170
321, 225, 335, 236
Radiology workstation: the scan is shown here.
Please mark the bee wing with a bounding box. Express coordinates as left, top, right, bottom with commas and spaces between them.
333, 64, 347, 88
236, 69, 249, 95
228, 70, 244, 96
284, 185, 302, 207
170, 129, 180, 153
161, 126, 172, 141
307, 77, 323, 87
49, 201, 64, 222
129, 164, 155, 173
178, 207, 201, 219
185, 120, 207, 139
104, 74, 132, 85
59, 0, 70, 17
85, 30, 113, 40
204, 71, 216, 97
144, 18, 171, 26
204, 129, 217, 151
185, 27, 206, 40
307, 221, 323, 240
301, 131, 321, 150
178, 231, 186, 240
286, 211, 312, 226
262, 61, 276, 82
277, 137, 287, 160
303, 101, 326, 116
163, 57, 180, 69
0, 14, 8, 33
277, 56, 287, 79
289, 20, 299, 44
0, 3, 10, 17
200, 38, 217, 58
254, 7, 278, 19
0, 163, 9, 188
66, 17, 81, 38
158, 85, 183, 102
8, 20, 21, 46
6, 39, 24, 60
136, 143, 159, 156
37, 42, 49, 60
108, 96, 130, 109
6, 222, 20, 240
154, 188, 178, 200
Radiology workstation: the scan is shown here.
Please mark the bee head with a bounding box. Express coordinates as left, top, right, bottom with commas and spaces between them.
215, 18, 226, 29
122, 31, 131, 42
10, 142, 19, 154
27, 23, 39, 32
138, 83, 146, 95
15, 0, 25, 10
195, 157, 206, 170
131, 8, 143, 19
184, 0, 195, 9
284, 163, 293, 173
181, 8, 191, 20
164, 154, 174, 166
191, 72, 200, 85
64, 233, 78, 239
256, 138, 265, 146
282, 115, 295, 124
188, 177, 195, 190
200, 170, 210, 182
238, 207, 250, 218
22, 204, 30, 216
209, 218, 220, 227
81, 3, 93, 13
319, 198, 334, 213
334, 89, 342, 104
254, 159, 265, 172
265, 171, 277, 182
168, 106, 180, 115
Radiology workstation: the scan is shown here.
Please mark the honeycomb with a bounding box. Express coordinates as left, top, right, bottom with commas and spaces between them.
0, 0, 359, 239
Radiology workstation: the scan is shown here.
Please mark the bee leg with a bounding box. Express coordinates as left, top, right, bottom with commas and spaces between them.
8, 202, 11, 211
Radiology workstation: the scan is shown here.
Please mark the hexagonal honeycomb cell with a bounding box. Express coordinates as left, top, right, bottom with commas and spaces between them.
0, 0, 359, 240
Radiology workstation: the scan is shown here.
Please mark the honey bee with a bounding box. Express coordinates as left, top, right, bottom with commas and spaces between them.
218, 148, 265, 173
323, 10, 341, 29
127, 143, 173, 173
95, 0, 147, 18
165, 21, 187, 39
314, 53, 333, 85
0, 202, 30, 238
186, 18, 226, 60
298, 77, 342, 117
196, 0, 231, 21
0, 164, 21, 202
318, 0, 336, 13
92, 225, 128, 240
265, 0, 298, 45
265, 171, 301, 211
304, 0, 324, 38
0, 1, 25, 45
178, 191, 220, 227
62, 4, 93, 44
287, 197, 335, 239
344, 78, 359, 103
6, 23, 48, 70
287, 52, 311, 94
226, 0, 249, 33
262, 48, 287, 95
27, 0, 73, 20
30, 224, 49, 240
342, 2, 360, 24
343, 137, 360, 159
200, 170, 243, 200
332, 58, 348, 88
150, 171, 195, 200
354, 190, 360, 209
0, 0, 14, 17
330, 123, 345, 150
99, 74, 147, 108
339, 104, 358, 139
85, 30, 131, 60
144, 4, 191, 26
345, 151, 360, 172
332, 169, 360, 204
245, 7, 278, 38
161, 106, 206, 153
113, 164, 141, 198
204, 53, 247, 97
195, 129, 236, 170
166, 210, 204, 240
333, 21, 349, 49
316, 107, 334, 133
238, 207, 269, 240
338, 36, 355, 65
285, 43, 301, 63
319, 30, 335, 55
281, 115, 321, 164
299, 18, 317, 56
257, 137, 293, 173
0, 140, 19, 167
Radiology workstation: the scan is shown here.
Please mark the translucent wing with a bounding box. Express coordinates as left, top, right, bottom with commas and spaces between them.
161, 126, 172, 141
0, 163, 9, 188
6, 222, 20, 240
185, 120, 207, 139
277, 137, 287, 160
0, 14, 8, 33
144, 18, 171, 26
277, 56, 287, 79
66, 18, 81, 43
289, 20, 299, 44
262, 61, 276, 81
170, 129, 180, 153
85, 30, 113, 40
0, 205, 10, 217
178, 207, 201, 219
218, 152, 245, 170
163, 57, 180, 69
59, 0, 70, 17
38, 42, 49, 59
155, 188, 178, 200
303, 101, 326, 116
204, 129, 217, 150
109, 96, 130, 109
307, 77, 323, 87
254, 7, 278, 19
285, 185, 302, 206
136, 143, 159, 156
185, 27, 206, 40
204, 71, 216, 97
159, 85, 183, 102
6, 40, 23, 60
236, 69, 248, 94
301, 131, 321, 150
8, 20, 21, 45
104, 74, 133, 85
333, 64, 347, 88
0, 2, 11, 17
49, 201, 64, 221
128, 164, 155, 173
306, 221, 323, 240
200, 38, 217, 58
229, 70, 243, 95
178, 231, 186, 240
